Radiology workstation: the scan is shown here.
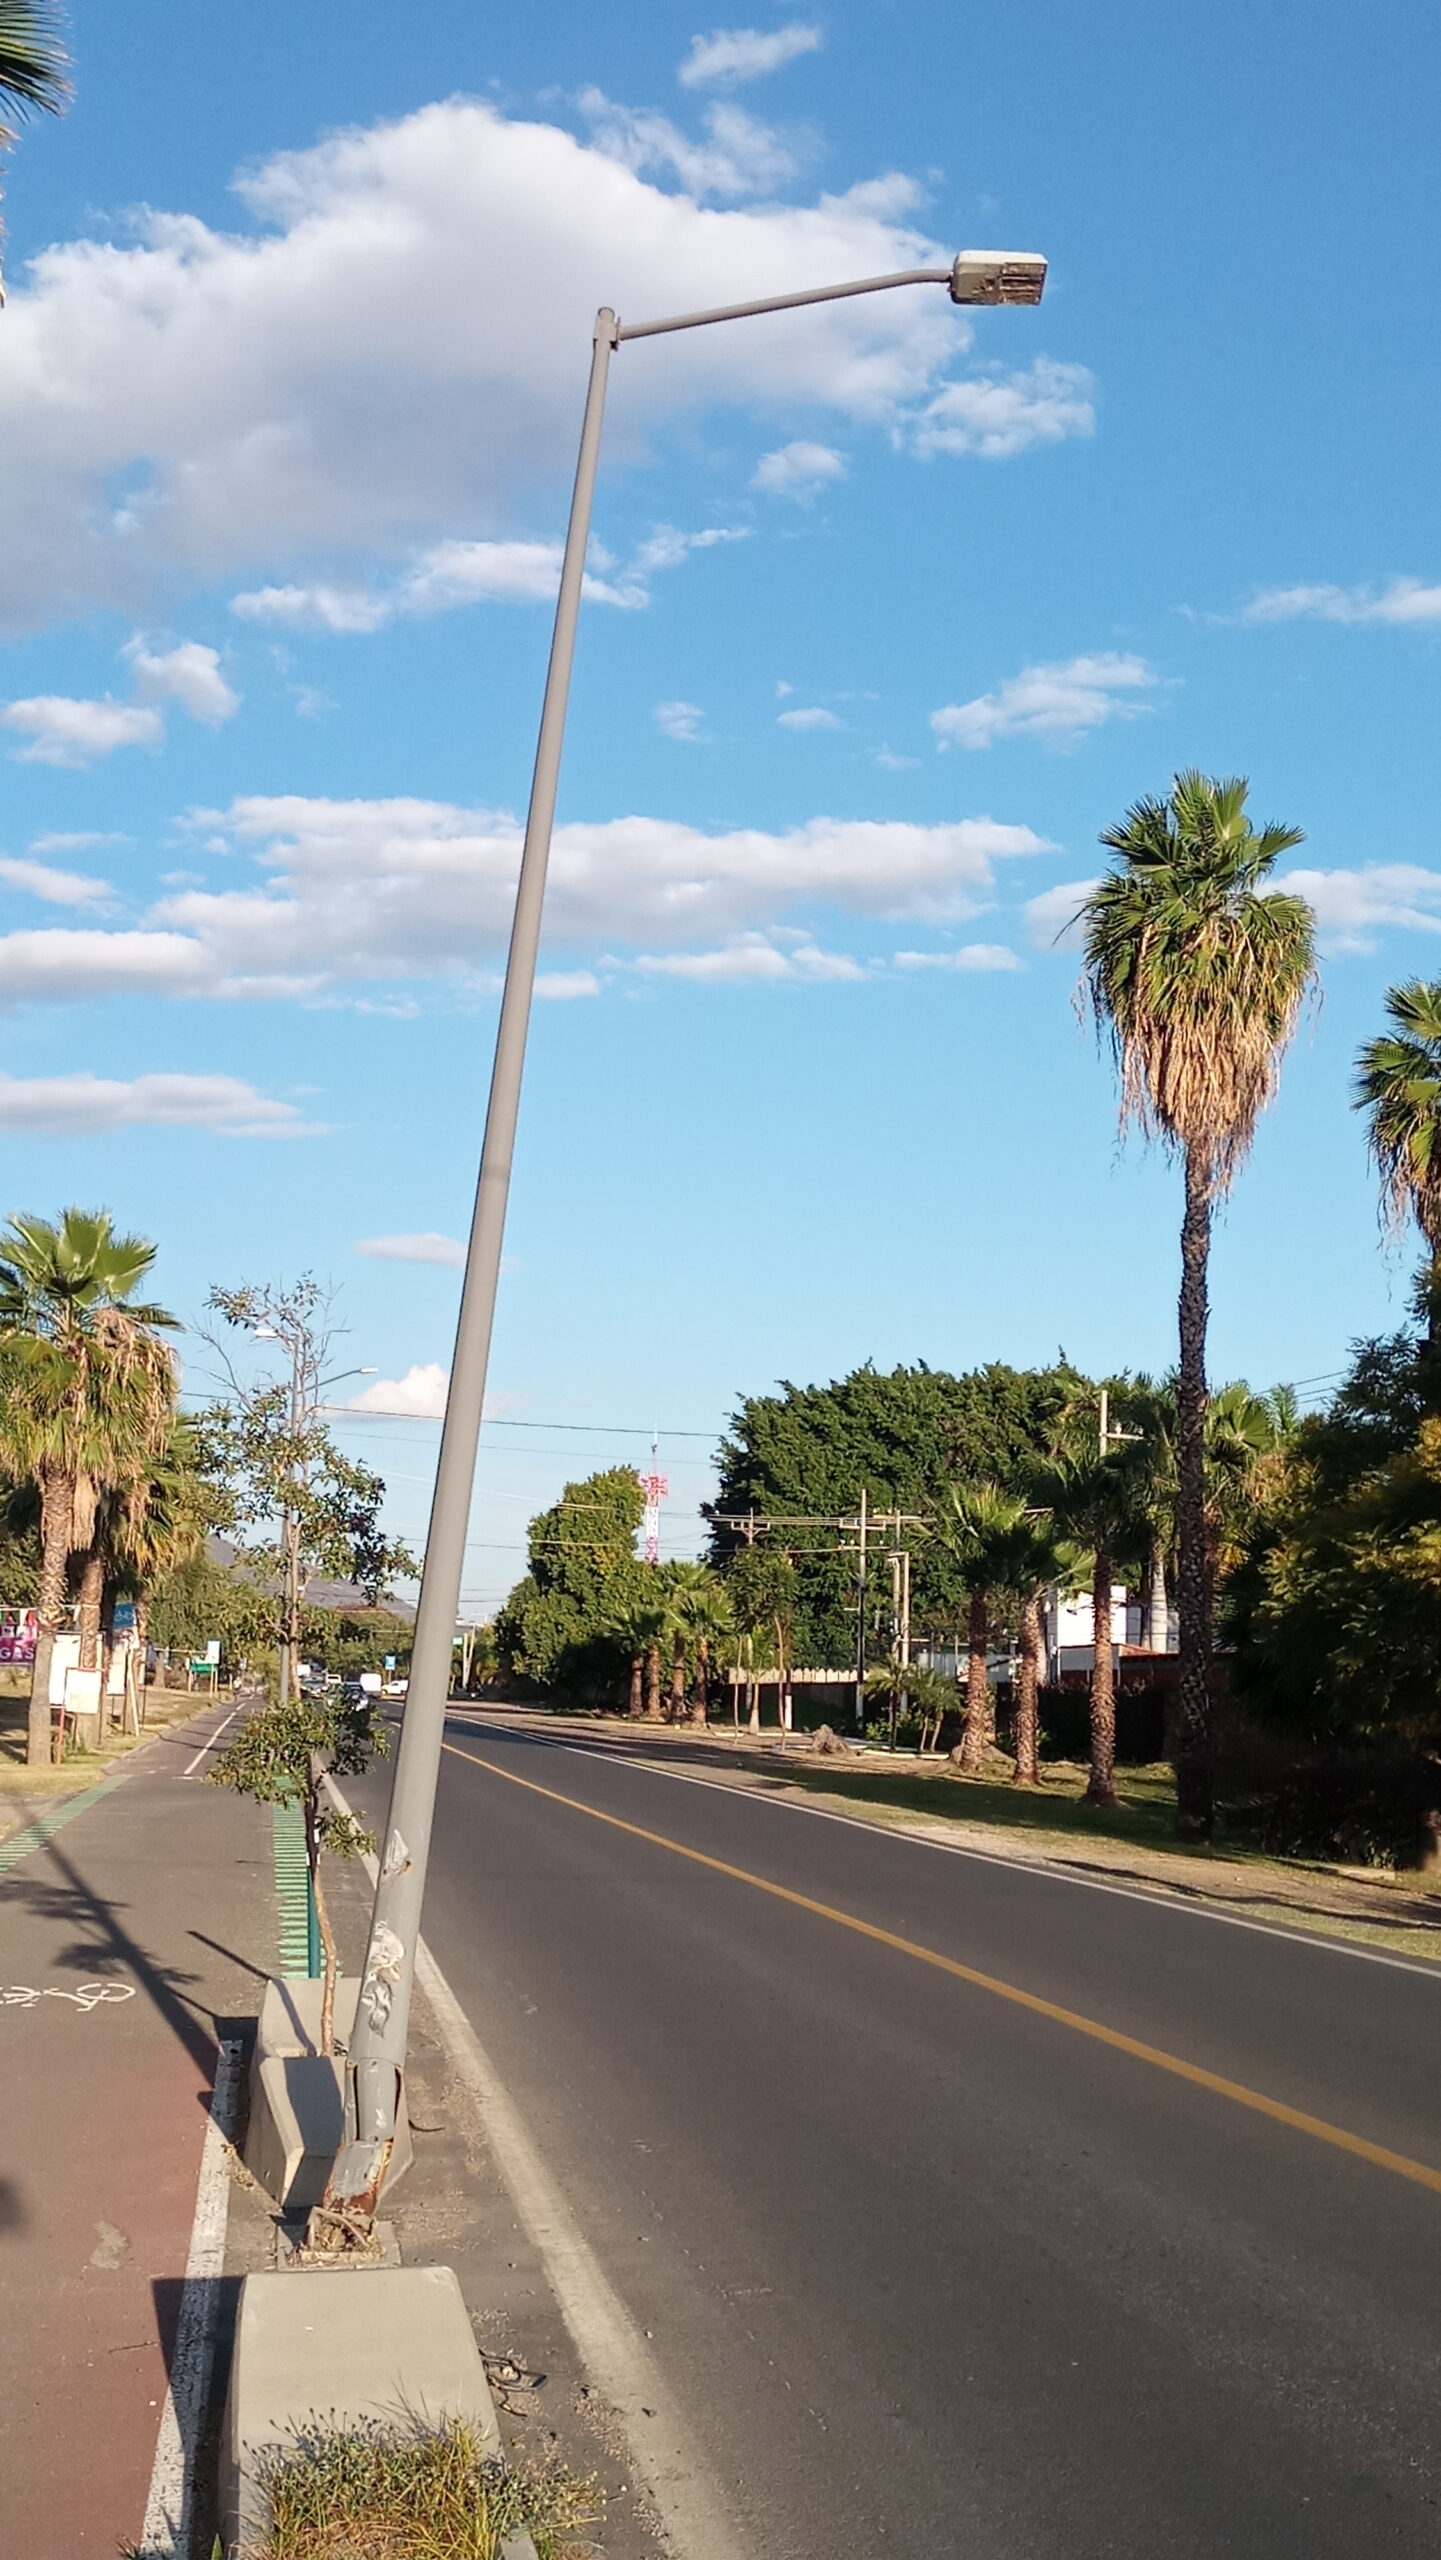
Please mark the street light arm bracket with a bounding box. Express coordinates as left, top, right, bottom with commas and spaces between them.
612, 252, 1046, 344
614, 266, 952, 342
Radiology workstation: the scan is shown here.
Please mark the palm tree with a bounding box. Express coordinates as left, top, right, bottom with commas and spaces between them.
1032, 1447, 1148, 1807
604, 1591, 670, 1719
0, 1, 70, 300
932, 1484, 1032, 1772
109, 1418, 217, 1726
664, 1564, 732, 1727
1083, 772, 1315, 1837
1356, 980, 1441, 1345
999, 1515, 1074, 1787
0, 1209, 177, 1763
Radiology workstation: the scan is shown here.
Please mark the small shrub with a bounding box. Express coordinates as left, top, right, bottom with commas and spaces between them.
256, 2418, 598, 2559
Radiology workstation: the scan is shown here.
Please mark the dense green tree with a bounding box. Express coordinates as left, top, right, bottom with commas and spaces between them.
710, 1360, 1084, 1664
495, 1467, 648, 1704
1227, 1287, 1441, 1741
1083, 772, 1316, 1837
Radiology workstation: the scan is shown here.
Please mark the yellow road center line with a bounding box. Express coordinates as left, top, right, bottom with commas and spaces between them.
443, 1740, 1441, 2200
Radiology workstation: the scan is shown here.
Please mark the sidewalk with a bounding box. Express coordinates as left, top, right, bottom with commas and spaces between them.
0, 1700, 275, 2560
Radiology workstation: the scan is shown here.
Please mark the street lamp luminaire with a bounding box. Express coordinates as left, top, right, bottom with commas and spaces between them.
322, 246, 1049, 2232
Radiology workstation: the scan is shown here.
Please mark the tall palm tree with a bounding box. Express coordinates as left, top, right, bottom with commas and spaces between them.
997, 1514, 1074, 1787
109, 1417, 218, 1725
0, 0, 70, 300
932, 1484, 1032, 1772
0, 1209, 177, 1762
1355, 980, 1441, 1345
1083, 772, 1315, 1837
665, 1564, 732, 1727
1032, 1447, 1148, 1807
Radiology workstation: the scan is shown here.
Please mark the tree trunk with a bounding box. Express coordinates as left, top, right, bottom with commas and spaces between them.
1144, 1531, 1169, 1653
1175, 1146, 1214, 1838
668, 1631, 686, 1723
628, 1651, 644, 1718
644, 1641, 663, 1721
1013, 1592, 1041, 1785
691, 1636, 709, 1727
959, 1590, 991, 1771
1086, 1548, 1118, 1805
28, 1470, 72, 1767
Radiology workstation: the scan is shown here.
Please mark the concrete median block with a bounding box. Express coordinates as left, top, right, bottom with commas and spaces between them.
245, 1977, 414, 2214
223, 2263, 500, 2553
257, 1972, 361, 2057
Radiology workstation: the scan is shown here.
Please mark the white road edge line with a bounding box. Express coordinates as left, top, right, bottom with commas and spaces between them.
136, 2036, 244, 2560
327, 1777, 749, 2560
182, 1706, 239, 1780
445, 1712, 1441, 1987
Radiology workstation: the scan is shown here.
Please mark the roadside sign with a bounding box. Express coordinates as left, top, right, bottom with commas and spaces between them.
111, 1599, 136, 1634
204, 1639, 221, 1665
384, 1654, 396, 1671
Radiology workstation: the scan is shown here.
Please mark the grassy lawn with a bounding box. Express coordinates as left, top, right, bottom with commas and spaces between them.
773, 1754, 1198, 1857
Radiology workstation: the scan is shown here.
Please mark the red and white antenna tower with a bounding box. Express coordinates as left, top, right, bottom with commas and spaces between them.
638, 1432, 668, 1566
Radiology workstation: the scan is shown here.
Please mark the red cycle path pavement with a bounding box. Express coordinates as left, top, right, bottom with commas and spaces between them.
1, 1706, 274, 2559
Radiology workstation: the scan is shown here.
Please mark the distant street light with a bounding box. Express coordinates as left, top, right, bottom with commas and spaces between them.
322, 247, 1050, 2233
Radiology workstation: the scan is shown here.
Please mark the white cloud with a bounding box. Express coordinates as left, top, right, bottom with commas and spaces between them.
231, 582, 392, 634
909, 359, 1095, 460
1025, 878, 1099, 949
932, 653, 1158, 751
893, 943, 1021, 971
752, 438, 846, 497
2, 696, 164, 767
348, 1362, 450, 1418
354, 1231, 465, 1267
0, 927, 210, 1001
0, 1068, 320, 1136
535, 969, 601, 999
579, 90, 801, 199
632, 932, 863, 981
0, 798, 1051, 1010
678, 23, 822, 86
654, 700, 705, 741
1241, 578, 1441, 627
1274, 864, 1441, 954
232, 526, 744, 633
0, 855, 113, 907
777, 704, 840, 730
0, 99, 1089, 631
874, 745, 918, 770
124, 637, 240, 724
29, 830, 131, 855
343, 1366, 522, 1420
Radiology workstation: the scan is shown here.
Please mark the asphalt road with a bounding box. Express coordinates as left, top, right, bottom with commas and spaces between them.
355, 1716, 1441, 2560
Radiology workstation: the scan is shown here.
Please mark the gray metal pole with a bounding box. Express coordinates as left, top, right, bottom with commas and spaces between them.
320, 310, 619, 2221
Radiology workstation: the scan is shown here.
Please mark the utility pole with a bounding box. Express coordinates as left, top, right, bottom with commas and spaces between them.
853, 1486, 868, 1735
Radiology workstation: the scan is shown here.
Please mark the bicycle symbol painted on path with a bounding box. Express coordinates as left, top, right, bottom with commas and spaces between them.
2, 1980, 138, 2012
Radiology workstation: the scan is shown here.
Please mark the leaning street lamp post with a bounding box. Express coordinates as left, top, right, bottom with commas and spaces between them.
319, 247, 1048, 2234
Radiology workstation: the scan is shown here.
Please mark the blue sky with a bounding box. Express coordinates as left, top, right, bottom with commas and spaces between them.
1, 0, 1438, 1607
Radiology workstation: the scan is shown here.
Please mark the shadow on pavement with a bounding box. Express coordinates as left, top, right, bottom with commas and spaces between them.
4, 1827, 220, 2077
